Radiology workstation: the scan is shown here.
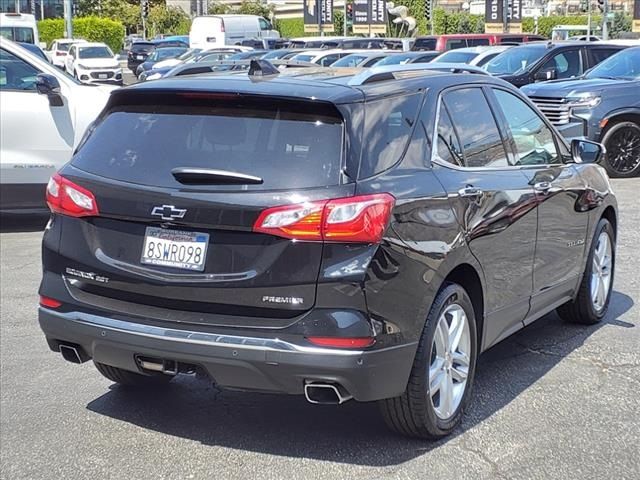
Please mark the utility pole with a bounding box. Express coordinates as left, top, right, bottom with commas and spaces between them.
63, 0, 73, 38
602, 0, 608, 40
503, 0, 509, 33
344, 0, 347, 36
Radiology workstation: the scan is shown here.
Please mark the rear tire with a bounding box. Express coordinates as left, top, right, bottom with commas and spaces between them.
94, 362, 172, 388
557, 218, 615, 325
601, 121, 640, 178
379, 283, 478, 439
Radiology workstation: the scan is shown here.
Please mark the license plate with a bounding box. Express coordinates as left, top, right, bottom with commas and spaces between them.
98, 73, 108, 79
141, 227, 209, 271
137, 55, 144, 60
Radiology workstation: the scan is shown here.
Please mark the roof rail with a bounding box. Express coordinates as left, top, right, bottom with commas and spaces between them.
347, 63, 489, 86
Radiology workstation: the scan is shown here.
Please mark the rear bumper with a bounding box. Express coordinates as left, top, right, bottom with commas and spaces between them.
39, 307, 417, 402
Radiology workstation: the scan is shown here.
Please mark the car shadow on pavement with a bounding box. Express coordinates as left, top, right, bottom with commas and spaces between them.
86, 290, 634, 466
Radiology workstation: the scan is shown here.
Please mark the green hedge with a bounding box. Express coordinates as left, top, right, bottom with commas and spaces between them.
275, 17, 306, 38
38, 16, 124, 52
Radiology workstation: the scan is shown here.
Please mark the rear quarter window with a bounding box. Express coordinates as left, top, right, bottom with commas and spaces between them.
359, 93, 423, 178
71, 100, 346, 191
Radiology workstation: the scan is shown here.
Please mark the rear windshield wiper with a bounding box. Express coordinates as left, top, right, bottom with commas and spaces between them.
171, 167, 264, 185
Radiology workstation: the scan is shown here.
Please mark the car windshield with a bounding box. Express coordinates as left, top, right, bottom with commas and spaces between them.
262, 50, 294, 60
57, 42, 75, 52
332, 54, 368, 67
585, 48, 640, 80
150, 48, 186, 61
484, 45, 547, 74
375, 54, 416, 66
433, 51, 478, 64
292, 54, 314, 62
177, 48, 200, 61
0, 26, 34, 43
79, 46, 113, 59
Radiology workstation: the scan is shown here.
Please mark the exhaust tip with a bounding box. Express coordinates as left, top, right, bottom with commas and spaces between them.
304, 382, 353, 405
59, 344, 88, 364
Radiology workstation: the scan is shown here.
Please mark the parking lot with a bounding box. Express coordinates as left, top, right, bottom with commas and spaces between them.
0, 177, 637, 480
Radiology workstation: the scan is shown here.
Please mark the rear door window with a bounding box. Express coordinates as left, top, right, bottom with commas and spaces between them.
72, 101, 345, 191
446, 39, 467, 50
589, 48, 620, 66
414, 38, 437, 50
440, 88, 509, 168
467, 38, 490, 46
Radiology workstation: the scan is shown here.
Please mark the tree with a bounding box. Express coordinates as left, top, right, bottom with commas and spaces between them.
609, 12, 632, 39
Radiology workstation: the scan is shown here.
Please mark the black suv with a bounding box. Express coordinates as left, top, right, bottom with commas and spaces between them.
39, 63, 617, 439
484, 41, 626, 87
522, 46, 640, 178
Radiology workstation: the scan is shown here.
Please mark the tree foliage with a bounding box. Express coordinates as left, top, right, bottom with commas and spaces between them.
38, 16, 124, 51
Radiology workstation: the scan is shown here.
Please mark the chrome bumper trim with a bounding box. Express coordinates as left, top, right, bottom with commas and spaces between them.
42, 308, 365, 357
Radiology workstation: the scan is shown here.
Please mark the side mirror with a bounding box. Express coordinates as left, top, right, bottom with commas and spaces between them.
534, 68, 556, 81
571, 138, 604, 164
35, 73, 63, 107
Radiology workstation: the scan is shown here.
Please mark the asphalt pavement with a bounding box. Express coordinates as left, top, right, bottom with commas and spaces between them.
1, 179, 638, 480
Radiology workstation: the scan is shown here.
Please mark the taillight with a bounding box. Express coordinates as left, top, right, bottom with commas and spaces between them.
40, 296, 62, 308
220, 20, 225, 32
56, 51, 66, 56
253, 193, 394, 243
46, 173, 99, 217
307, 336, 375, 349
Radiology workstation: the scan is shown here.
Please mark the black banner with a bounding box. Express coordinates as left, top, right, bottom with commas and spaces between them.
485, 0, 522, 24
353, 0, 387, 34
303, 0, 335, 33
634, 0, 640, 19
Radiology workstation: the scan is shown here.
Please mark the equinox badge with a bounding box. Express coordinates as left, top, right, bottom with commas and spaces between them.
151, 205, 187, 221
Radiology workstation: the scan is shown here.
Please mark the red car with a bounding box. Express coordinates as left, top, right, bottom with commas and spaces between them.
413, 33, 547, 52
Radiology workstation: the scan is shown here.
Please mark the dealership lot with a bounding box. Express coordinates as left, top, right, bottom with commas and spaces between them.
0, 178, 638, 480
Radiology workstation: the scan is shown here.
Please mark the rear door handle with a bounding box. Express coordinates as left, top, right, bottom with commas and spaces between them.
534, 182, 552, 193
458, 186, 483, 198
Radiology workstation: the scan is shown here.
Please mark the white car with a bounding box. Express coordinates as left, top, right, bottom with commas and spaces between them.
289, 49, 356, 67
64, 42, 122, 85
0, 38, 116, 213
432, 46, 513, 67
46, 38, 87, 68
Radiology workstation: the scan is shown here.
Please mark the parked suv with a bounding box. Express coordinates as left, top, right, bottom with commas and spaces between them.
38, 62, 617, 439
484, 42, 625, 87
523, 46, 640, 177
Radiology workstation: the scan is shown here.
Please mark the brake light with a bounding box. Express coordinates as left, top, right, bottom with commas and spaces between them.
46, 173, 99, 217
307, 337, 375, 349
253, 193, 394, 243
39, 296, 62, 308
220, 20, 225, 32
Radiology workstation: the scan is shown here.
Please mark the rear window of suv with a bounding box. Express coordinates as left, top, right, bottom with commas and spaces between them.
72, 100, 345, 191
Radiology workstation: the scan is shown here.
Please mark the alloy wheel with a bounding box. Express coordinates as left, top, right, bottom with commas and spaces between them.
429, 303, 471, 420
591, 231, 613, 313
606, 126, 640, 175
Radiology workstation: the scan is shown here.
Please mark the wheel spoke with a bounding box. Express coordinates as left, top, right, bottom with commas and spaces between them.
451, 365, 468, 383
434, 320, 448, 356
429, 367, 445, 395
448, 309, 465, 352
440, 372, 454, 417
597, 276, 607, 307
591, 275, 600, 305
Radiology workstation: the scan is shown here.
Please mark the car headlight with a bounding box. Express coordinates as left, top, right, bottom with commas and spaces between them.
147, 73, 162, 80
76, 63, 89, 70
566, 94, 601, 109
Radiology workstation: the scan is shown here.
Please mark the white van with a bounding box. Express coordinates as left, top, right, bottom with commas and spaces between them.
0, 13, 39, 45
190, 15, 279, 49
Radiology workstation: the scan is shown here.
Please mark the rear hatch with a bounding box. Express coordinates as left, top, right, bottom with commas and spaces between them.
53, 91, 353, 327
129, 42, 154, 62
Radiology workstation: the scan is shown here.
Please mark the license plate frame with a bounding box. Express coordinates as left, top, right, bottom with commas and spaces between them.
140, 227, 209, 272
98, 73, 108, 79
137, 55, 144, 60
